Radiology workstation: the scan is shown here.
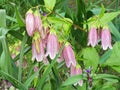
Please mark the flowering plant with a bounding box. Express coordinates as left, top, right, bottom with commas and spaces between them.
0, 0, 120, 90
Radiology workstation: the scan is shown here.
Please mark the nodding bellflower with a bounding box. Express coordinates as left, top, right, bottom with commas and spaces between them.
101, 28, 112, 50
62, 43, 76, 68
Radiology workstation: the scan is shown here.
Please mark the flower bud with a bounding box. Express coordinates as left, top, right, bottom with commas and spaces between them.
88, 27, 98, 47
62, 43, 76, 68
34, 10, 42, 32
101, 28, 112, 50
25, 9, 35, 36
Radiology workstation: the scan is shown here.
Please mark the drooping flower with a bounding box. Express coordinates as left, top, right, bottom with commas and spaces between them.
88, 27, 98, 47
101, 28, 112, 50
70, 65, 83, 86
62, 43, 76, 68
45, 32, 59, 59
32, 38, 44, 62
25, 9, 35, 36
34, 10, 43, 32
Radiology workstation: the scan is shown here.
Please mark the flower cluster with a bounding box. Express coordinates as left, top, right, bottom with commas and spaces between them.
25, 8, 83, 86
88, 27, 112, 50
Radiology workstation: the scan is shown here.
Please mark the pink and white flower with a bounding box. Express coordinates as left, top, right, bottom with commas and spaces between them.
70, 65, 83, 86
25, 9, 35, 36
62, 43, 76, 68
45, 33, 59, 59
101, 28, 112, 50
88, 27, 98, 47
32, 39, 44, 62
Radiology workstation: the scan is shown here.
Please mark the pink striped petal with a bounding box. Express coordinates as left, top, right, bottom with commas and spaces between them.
62, 43, 76, 68
46, 33, 59, 59
88, 27, 98, 47
101, 28, 112, 50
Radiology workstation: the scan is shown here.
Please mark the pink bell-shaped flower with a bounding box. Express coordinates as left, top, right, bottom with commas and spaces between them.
62, 43, 76, 68
101, 28, 112, 50
32, 39, 44, 62
70, 65, 83, 86
45, 32, 59, 59
34, 10, 43, 32
25, 9, 35, 36
88, 27, 98, 47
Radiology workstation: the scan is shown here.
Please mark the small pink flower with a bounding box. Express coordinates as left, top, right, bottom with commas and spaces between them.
88, 27, 98, 47
70, 65, 83, 86
45, 33, 59, 59
34, 10, 43, 32
101, 28, 112, 50
32, 40, 44, 62
25, 9, 35, 36
62, 43, 76, 68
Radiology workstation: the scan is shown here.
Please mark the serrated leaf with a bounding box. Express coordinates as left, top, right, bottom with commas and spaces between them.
44, 0, 56, 11
81, 48, 99, 72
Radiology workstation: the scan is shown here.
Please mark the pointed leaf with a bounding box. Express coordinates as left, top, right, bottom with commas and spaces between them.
100, 12, 120, 25
44, 0, 56, 11
15, 7, 25, 27
62, 75, 83, 86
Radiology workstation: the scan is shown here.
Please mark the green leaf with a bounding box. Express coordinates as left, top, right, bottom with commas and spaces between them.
0, 70, 27, 90
98, 4, 105, 18
44, 0, 56, 11
0, 35, 13, 75
94, 74, 119, 83
81, 47, 99, 72
111, 66, 120, 73
15, 6, 25, 27
0, 41, 2, 56
6, 15, 17, 23
8, 30, 23, 41
108, 22, 120, 40
99, 50, 112, 64
100, 12, 120, 25
0, 9, 6, 27
60, 86, 76, 90
105, 42, 120, 66
62, 75, 83, 86
24, 65, 44, 88
94, 74, 119, 79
